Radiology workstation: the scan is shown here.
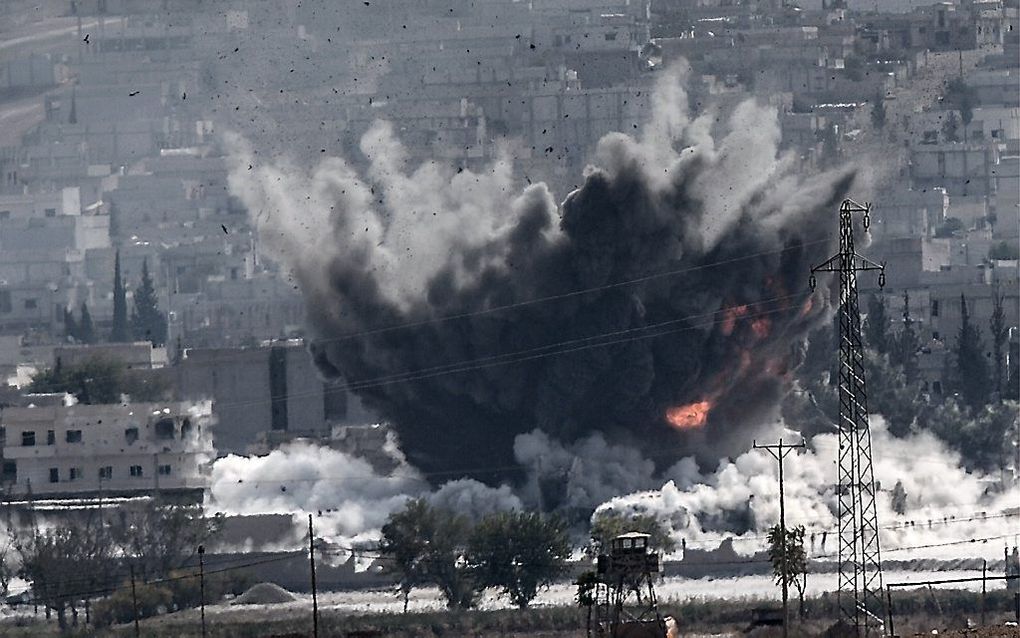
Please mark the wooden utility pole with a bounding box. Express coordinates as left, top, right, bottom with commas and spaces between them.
754, 438, 806, 638
199, 545, 207, 638
130, 564, 140, 638
309, 514, 319, 638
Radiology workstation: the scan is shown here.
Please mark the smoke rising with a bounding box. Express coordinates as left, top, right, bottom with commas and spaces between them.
227, 69, 859, 479
206, 438, 522, 546
593, 417, 1020, 560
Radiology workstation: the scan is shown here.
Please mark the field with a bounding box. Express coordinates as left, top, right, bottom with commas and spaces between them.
1, 584, 1017, 637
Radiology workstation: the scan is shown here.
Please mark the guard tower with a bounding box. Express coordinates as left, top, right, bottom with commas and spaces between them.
593, 532, 666, 638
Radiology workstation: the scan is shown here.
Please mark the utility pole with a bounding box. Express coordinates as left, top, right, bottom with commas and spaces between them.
130, 564, 140, 638
309, 514, 319, 638
811, 199, 887, 636
754, 437, 806, 638
199, 544, 206, 638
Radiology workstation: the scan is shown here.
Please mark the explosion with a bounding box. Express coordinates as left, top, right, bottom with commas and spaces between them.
229, 69, 856, 481
666, 400, 712, 430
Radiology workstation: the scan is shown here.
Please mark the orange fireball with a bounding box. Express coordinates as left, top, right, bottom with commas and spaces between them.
666, 400, 712, 430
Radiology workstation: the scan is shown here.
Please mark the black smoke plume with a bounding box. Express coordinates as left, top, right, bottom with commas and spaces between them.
229, 74, 856, 482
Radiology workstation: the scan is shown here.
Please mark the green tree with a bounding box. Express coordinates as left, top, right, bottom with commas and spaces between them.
870, 89, 886, 130
110, 250, 129, 342
865, 294, 890, 354
28, 356, 167, 404
589, 512, 676, 557
891, 290, 919, 379
78, 302, 95, 344
990, 289, 1008, 398
766, 524, 807, 619
467, 511, 570, 609
131, 258, 167, 346
379, 498, 436, 613
865, 348, 921, 437
29, 357, 122, 404
378, 499, 477, 610
923, 399, 1017, 471
575, 570, 598, 636
952, 294, 990, 410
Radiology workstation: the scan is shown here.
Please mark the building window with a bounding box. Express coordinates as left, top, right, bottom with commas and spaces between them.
47, 430, 55, 445
0, 291, 10, 313
49, 468, 59, 483
65, 430, 82, 443
129, 465, 144, 477
125, 427, 139, 445
158, 464, 172, 476
24, 299, 37, 310
98, 466, 113, 480
155, 418, 175, 440
69, 467, 83, 481
0, 210, 10, 220
931, 299, 939, 317
604, 32, 617, 41
21, 431, 35, 447
44, 208, 56, 217
1, 461, 15, 482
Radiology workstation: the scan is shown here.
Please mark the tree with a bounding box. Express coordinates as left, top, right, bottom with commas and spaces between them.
467, 511, 571, 609
29, 356, 122, 404
766, 524, 807, 619
589, 512, 676, 557
379, 498, 435, 613
923, 398, 1017, 471
891, 290, 919, 379
110, 250, 129, 342
108, 499, 222, 582
17, 513, 114, 632
28, 356, 168, 404
988, 241, 1020, 260
131, 258, 167, 346
378, 499, 477, 610
575, 570, 599, 636
952, 294, 990, 411
990, 289, 1008, 398
864, 294, 890, 354
63, 307, 79, 342
891, 480, 907, 515
78, 302, 95, 344
870, 89, 886, 130
865, 348, 921, 437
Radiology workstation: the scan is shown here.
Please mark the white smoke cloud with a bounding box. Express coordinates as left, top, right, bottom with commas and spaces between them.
592, 417, 1020, 561
206, 440, 523, 547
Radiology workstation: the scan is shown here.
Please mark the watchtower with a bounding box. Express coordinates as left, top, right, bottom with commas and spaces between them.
593, 532, 666, 638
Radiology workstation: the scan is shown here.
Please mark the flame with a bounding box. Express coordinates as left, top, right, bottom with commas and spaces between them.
720, 304, 749, 336
666, 400, 712, 430
799, 295, 815, 318
750, 316, 771, 339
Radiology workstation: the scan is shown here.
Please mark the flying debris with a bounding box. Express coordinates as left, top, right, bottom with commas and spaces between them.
230, 73, 856, 480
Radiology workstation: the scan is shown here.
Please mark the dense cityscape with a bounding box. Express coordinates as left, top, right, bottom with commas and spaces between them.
0, 0, 1017, 636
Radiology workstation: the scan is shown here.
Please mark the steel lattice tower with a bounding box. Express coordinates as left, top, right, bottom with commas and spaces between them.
810, 199, 887, 636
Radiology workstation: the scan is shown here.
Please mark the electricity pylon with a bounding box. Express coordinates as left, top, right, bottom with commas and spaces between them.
810, 199, 887, 636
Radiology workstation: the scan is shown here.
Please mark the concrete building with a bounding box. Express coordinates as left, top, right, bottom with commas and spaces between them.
0, 400, 209, 499
175, 341, 370, 456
